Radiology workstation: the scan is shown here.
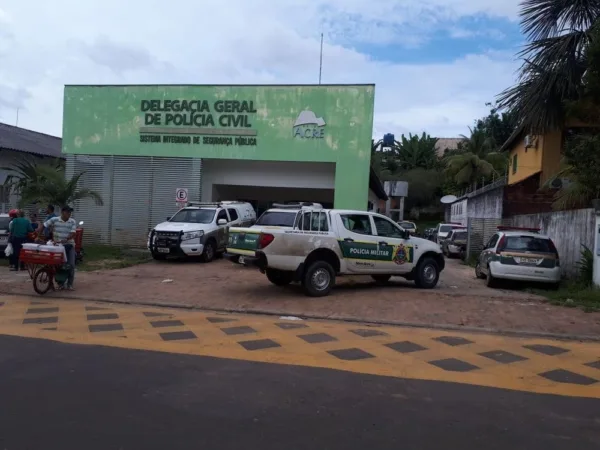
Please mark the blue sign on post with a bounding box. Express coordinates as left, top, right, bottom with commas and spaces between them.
383, 133, 395, 147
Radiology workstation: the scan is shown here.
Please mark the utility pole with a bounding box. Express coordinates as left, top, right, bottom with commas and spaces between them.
16, 108, 19, 126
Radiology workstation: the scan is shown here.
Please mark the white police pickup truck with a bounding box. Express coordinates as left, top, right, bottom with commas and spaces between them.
225, 208, 445, 297
227, 202, 323, 265
148, 201, 255, 262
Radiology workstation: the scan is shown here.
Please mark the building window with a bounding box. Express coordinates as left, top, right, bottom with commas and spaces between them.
512, 154, 518, 174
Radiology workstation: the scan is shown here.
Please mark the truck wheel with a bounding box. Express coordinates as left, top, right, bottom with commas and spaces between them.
371, 275, 392, 284
202, 241, 216, 263
266, 269, 294, 286
414, 257, 440, 289
303, 261, 335, 297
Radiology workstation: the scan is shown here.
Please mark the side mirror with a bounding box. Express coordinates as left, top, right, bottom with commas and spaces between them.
404, 230, 411, 239
217, 218, 227, 226
166, 216, 171, 221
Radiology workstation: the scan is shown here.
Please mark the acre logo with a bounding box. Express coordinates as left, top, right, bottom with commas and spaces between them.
293, 110, 326, 139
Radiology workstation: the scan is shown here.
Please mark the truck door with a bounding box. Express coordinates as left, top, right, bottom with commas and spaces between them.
336, 213, 381, 273
216, 209, 230, 249
371, 215, 415, 274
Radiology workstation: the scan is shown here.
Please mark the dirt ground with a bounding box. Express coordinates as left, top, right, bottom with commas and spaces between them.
1, 257, 599, 337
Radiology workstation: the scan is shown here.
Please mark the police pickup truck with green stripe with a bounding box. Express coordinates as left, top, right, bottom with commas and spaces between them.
226, 202, 323, 264
225, 208, 445, 297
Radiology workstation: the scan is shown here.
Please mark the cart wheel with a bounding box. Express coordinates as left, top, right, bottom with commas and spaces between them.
33, 268, 54, 295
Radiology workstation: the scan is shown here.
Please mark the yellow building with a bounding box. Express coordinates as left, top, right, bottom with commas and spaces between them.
501, 127, 563, 187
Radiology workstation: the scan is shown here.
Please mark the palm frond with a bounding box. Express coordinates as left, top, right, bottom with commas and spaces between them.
521, 0, 600, 41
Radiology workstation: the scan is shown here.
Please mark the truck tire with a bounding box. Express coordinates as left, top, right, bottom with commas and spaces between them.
371, 275, 392, 284
414, 257, 440, 289
202, 240, 216, 263
303, 261, 335, 297
266, 269, 294, 286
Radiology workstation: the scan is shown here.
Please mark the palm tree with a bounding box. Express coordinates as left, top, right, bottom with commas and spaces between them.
496, 0, 599, 131
445, 153, 496, 187
1, 157, 64, 197
18, 165, 103, 208
444, 127, 506, 186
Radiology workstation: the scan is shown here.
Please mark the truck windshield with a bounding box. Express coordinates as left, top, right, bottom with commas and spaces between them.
256, 211, 296, 227
169, 208, 215, 224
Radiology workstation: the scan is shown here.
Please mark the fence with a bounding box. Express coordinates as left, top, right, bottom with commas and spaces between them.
464, 208, 595, 277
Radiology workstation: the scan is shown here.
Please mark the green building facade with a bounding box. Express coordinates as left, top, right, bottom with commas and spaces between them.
62, 84, 377, 245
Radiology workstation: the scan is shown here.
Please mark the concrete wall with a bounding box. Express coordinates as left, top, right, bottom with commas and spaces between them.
466, 185, 503, 219
508, 208, 595, 277
201, 159, 335, 202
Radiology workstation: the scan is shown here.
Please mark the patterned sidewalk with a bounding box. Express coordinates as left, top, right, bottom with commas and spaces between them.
1, 294, 599, 398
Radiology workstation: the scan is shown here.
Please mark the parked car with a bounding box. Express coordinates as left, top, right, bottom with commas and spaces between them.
0, 214, 10, 255
475, 226, 561, 289
229, 202, 323, 265
423, 228, 435, 241
225, 208, 445, 297
147, 201, 256, 262
433, 223, 466, 245
398, 221, 417, 235
441, 229, 468, 258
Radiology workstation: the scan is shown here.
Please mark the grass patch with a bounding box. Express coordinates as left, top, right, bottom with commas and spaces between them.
78, 245, 151, 271
531, 282, 600, 313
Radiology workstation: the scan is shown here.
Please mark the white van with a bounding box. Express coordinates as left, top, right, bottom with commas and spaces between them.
148, 201, 256, 262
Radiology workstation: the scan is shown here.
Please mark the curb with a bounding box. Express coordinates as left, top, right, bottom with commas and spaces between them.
2, 291, 599, 343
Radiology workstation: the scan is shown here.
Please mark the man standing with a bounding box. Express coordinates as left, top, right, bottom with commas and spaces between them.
44, 206, 77, 290
8, 210, 33, 271
43, 205, 56, 241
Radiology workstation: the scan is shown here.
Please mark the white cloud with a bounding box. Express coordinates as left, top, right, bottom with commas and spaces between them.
0, 0, 520, 138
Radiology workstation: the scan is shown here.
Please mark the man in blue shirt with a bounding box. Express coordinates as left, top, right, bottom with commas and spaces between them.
43, 205, 56, 240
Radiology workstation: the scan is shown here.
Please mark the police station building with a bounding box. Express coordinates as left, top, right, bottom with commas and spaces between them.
62, 84, 387, 246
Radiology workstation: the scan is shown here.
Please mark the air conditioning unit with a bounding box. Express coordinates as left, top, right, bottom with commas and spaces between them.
524, 135, 536, 148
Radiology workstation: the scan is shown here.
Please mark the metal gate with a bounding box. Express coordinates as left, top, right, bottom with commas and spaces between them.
66, 155, 202, 247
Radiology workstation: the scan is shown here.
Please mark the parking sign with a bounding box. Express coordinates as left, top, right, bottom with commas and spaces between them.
176, 188, 188, 203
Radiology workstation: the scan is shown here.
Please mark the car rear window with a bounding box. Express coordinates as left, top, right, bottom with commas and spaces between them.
255, 211, 297, 227
452, 231, 467, 240
0, 217, 10, 231
504, 236, 554, 253
399, 222, 415, 229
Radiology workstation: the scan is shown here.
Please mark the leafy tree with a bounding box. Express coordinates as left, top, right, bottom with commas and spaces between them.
391, 168, 442, 210
443, 127, 505, 187
444, 153, 496, 187
17, 165, 103, 208
472, 102, 519, 148
395, 132, 438, 171
546, 21, 600, 209
496, 0, 598, 132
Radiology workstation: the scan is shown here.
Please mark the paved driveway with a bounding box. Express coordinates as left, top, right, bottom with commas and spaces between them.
1, 257, 599, 336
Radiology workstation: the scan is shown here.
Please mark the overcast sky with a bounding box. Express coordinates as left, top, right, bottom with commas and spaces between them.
0, 0, 523, 139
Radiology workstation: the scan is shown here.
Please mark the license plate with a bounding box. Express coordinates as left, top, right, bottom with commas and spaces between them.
239, 256, 245, 265
157, 248, 170, 254
517, 257, 540, 265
